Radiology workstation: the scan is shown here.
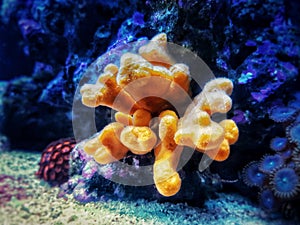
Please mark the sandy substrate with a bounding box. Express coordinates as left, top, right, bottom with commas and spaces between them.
0, 150, 298, 225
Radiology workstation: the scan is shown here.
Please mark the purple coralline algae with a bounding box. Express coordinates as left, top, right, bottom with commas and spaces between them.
63, 136, 223, 207
0, 174, 29, 206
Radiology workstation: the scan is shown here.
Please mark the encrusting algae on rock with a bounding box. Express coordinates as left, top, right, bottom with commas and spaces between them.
80, 33, 239, 197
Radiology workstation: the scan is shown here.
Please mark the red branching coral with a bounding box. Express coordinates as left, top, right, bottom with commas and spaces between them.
36, 137, 76, 186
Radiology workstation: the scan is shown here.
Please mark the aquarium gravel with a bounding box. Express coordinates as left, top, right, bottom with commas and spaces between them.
0, 150, 297, 225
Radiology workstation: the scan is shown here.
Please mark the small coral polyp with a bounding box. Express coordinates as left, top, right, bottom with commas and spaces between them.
259, 189, 278, 211
80, 33, 239, 197
259, 154, 284, 173
270, 137, 288, 152
269, 106, 297, 123
242, 161, 266, 187
287, 123, 300, 147
270, 167, 300, 199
